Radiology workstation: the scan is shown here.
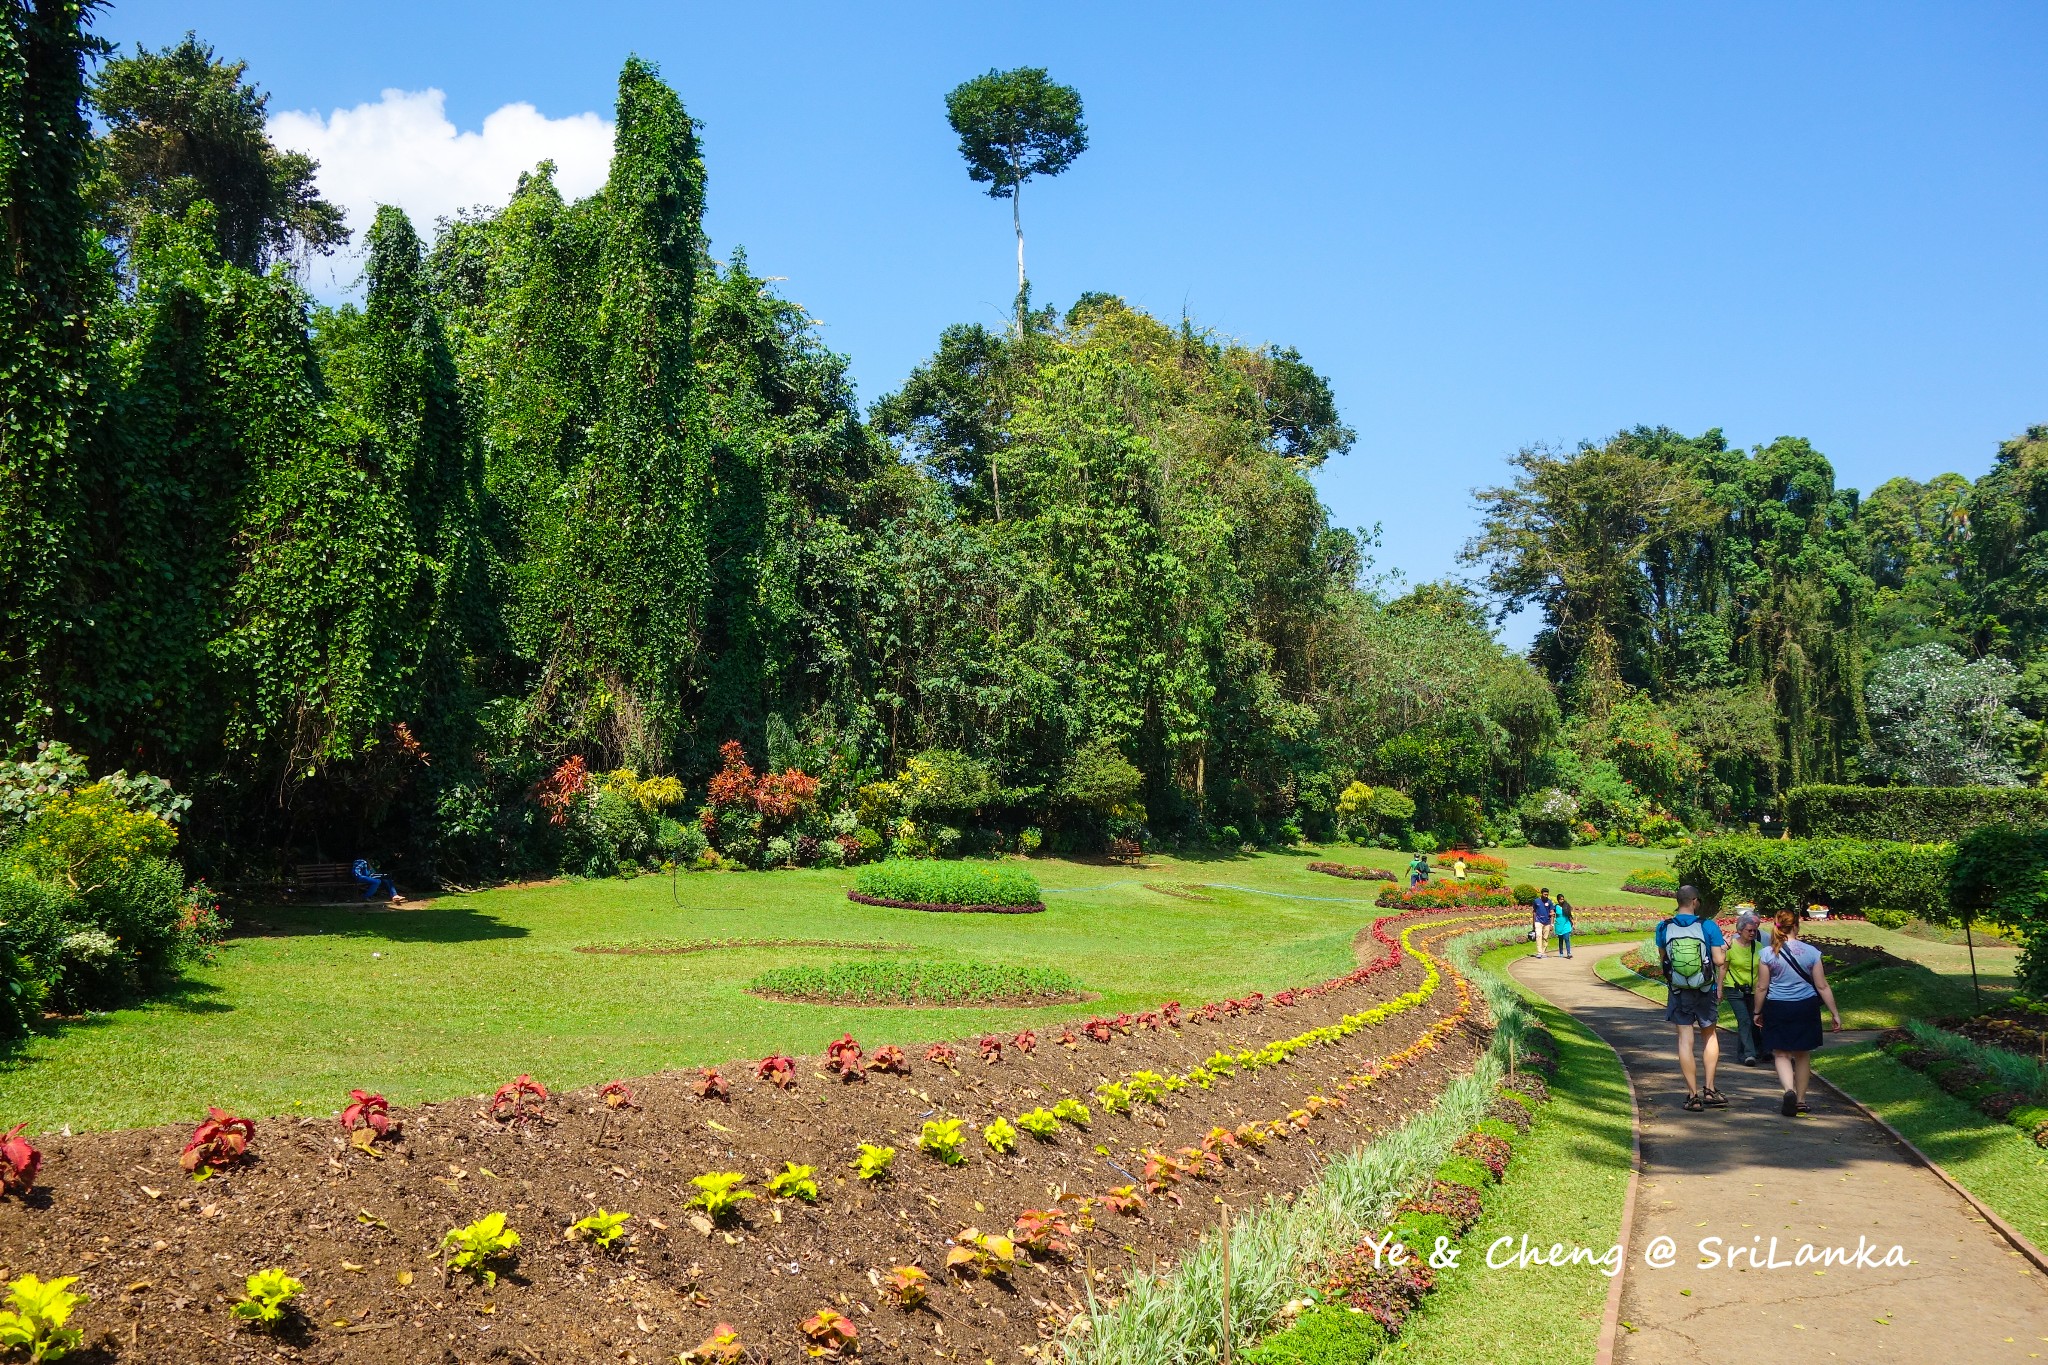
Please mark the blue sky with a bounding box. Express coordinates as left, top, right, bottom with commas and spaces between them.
102, 2, 2048, 635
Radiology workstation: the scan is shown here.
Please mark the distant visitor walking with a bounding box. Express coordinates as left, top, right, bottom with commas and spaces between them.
1755, 908, 1841, 1116
1553, 895, 1574, 958
1531, 887, 1554, 957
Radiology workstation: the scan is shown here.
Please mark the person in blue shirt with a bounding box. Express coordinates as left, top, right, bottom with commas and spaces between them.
1754, 907, 1842, 1116
353, 858, 403, 902
1656, 885, 1728, 1112
1531, 888, 1554, 958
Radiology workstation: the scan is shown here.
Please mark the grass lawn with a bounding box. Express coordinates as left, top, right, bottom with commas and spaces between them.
1811, 1041, 2048, 1250
1384, 938, 1635, 1364
0, 843, 1680, 1135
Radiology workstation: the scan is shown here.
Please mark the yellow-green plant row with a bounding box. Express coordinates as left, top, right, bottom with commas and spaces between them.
1089, 916, 1497, 1114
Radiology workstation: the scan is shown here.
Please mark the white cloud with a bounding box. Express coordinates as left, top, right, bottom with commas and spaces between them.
268, 88, 613, 242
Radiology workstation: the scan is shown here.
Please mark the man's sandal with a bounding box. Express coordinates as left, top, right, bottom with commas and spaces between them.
1702, 1088, 1728, 1107
1683, 1093, 1705, 1112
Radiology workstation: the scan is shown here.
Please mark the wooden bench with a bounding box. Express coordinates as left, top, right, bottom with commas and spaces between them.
289, 862, 367, 899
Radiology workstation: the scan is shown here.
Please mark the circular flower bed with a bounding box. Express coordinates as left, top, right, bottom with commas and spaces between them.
850, 859, 1045, 913
1308, 862, 1395, 882
746, 958, 1090, 1006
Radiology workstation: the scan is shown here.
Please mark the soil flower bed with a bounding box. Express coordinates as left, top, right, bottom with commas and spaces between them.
1875, 1024, 2048, 1144
746, 958, 1091, 1006
0, 909, 1515, 1364
576, 937, 914, 956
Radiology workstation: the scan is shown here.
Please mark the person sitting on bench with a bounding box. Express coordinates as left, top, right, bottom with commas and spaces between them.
352, 858, 404, 902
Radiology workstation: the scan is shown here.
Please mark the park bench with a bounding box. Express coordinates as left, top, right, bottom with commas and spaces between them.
287, 862, 364, 900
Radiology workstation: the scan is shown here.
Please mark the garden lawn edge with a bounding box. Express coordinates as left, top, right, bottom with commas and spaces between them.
846, 890, 1047, 914
1068, 916, 1658, 1365
1809, 1042, 2048, 1258
1377, 938, 1636, 1365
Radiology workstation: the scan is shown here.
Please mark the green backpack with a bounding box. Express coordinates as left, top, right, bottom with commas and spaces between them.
1661, 919, 1711, 989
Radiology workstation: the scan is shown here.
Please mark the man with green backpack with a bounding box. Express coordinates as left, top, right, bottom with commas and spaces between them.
1657, 885, 1729, 1113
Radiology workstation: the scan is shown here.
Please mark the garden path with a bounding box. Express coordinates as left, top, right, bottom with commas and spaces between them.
1511, 946, 2048, 1365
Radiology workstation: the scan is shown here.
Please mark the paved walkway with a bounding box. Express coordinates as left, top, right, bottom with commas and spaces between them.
1510, 946, 2048, 1365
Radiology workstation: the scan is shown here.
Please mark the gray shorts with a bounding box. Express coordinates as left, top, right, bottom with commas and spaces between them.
1665, 987, 1720, 1028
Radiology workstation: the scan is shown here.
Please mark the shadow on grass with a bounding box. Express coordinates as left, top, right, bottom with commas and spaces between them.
225, 902, 528, 945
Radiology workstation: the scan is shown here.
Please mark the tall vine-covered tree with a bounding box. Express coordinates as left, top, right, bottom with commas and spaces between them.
945, 67, 1087, 301
0, 0, 102, 733
556, 56, 709, 769
87, 32, 346, 271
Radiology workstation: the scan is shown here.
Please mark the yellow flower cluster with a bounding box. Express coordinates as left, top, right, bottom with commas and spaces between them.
9, 783, 176, 890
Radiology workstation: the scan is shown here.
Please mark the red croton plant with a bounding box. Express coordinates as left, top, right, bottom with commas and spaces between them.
755, 1055, 797, 1090
922, 1042, 957, 1066
599, 1080, 640, 1110
866, 1045, 910, 1076
693, 1068, 730, 1101
180, 1108, 255, 1175
487, 1074, 548, 1123
0, 1123, 40, 1197
339, 1090, 400, 1151
825, 1034, 865, 1080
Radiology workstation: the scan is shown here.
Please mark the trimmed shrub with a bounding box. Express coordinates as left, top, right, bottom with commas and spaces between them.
1384, 1210, 1454, 1261
1511, 882, 1539, 906
1433, 1154, 1492, 1189
1241, 1303, 1387, 1365
1948, 826, 2048, 993
1623, 866, 1678, 896
1473, 1117, 1519, 1144
1675, 835, 1951, 918
1786, 784, 2048, 843
1374, 881, 1516, 910
851, 859, 1042, 908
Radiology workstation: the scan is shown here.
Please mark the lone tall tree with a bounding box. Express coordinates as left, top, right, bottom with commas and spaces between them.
944, 67, 1086, 306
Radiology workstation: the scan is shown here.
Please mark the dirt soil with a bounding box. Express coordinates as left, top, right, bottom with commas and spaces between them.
0, 913, 1510, 1365
1947, 1005, 2048, 1055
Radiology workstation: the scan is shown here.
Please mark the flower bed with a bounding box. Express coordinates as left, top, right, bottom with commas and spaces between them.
1243, 1060, 1556, 1363
1529, 860, 1590, 872
1308, 861, 1395, 882
1375, 880, 1518, 910
850, 859, 1044, 912
747, 958, 1090, 1007
1875, 1023, 2048, 1145
0, 909, 1509, 1365
1622, 865, 1679, 897
1439, 851, 1508, 874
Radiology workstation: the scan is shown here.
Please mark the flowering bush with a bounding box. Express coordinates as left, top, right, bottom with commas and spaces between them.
1374, 880, 1516, 910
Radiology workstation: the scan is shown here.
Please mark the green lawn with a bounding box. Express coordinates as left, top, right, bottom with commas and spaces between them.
1811, 1042, 2048, 1249
1386, 939, 1635, 1364
0, 842, 1679, 1135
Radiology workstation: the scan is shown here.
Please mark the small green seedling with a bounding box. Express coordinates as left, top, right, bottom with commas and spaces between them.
567, 1208, 631, 1249
766, 1161, 819, 1202
982, 1117, 1018, 1154
229, 1268, 303, 1330
688, 1172, 755, 1222
853, 1143, 896, 1180
438, 1212, 521, 1286
1051, 1098, 1091, 1127
1014, 1108, 1060, 1139
920, 1117, 967, 1164
0, 1274, 87, 1362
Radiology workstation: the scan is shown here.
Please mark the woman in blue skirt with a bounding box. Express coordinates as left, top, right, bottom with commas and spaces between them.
1753, 908, 1841, 1116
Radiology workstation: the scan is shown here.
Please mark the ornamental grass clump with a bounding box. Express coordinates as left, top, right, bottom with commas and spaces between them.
853, 860, 1042, 908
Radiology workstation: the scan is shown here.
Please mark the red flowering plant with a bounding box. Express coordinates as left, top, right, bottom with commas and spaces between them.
826, 1034, 866, 1081
487, 1075, 548, 1123
1321, 1244, 1436, 1334
755, 1055, 797, 1090
340, 1090, 400, 1151
867, 1045, 911, 1076
0, 1124, 40, 1197
533, 756, 589, 827
181, 1108, 255, 1176
924, 1042, 957, 1066
701, 741, 826, 867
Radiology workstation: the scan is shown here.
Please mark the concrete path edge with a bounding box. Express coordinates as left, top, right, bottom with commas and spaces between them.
1806, 1066, 2048, 1274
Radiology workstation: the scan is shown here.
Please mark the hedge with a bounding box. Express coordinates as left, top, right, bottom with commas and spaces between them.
1784, 784, 2048, 843
1674, 836, 1952, 918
